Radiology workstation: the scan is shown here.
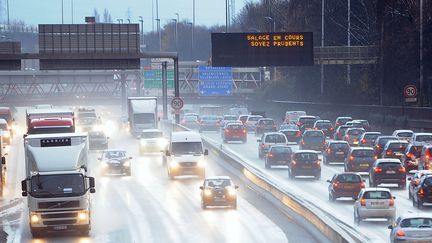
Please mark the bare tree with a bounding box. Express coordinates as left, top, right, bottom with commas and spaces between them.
93, 8, 100, 23
103, 9, 113, 23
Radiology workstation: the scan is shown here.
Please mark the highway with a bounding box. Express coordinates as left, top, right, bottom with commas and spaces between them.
0, 106, 319, 243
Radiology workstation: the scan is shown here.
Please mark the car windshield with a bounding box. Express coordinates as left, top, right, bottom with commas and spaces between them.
365, 134, 380, 140
141, 131, 162, 138
299, 118, 316, 124
424, 177, 432, 187
78, 113, 96, 119
89, 132, 106, 138
417, 135, 432, 142
31, 174, 85, 198
0, 123, 7, 129
352, 150, 375, 157
339, 127, 350, 134
330, 143, 349, 150
259, 120, 274, 125
379, 138, 398, 146
280, 124, 298, 130
305, 131, 324, 137
224, 116, 237, 121
337, 118, 352, 124
397, 132, 413, 137
184, 116, 197, 122
316, 122, 332, 128
104, 151, 127, 159
171, 142, 203, 155
378, 162, 402, 168
134, 113, 155, 124
336, 174, 361, 183
202, 116, 218, 121
347, 129, 364, 135
0, 114, 11, 121
249, 116, 262, 121
295, 153, 318, 161
364, 191, 391, 199
228, 124, 244, 129
271, 146, 292, 154
264, 134, 286, 143
205, 179, 231, 188
400, 218, 432, 228
388, 143, 407, 151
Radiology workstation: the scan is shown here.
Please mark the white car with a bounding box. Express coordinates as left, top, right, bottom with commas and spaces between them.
0, 119, 11, 144
392, 129, 414, 142
139, 129, 167, 154
354, 188, 396, 225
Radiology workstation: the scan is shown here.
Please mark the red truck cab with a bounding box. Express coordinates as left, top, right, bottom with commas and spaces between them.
28, 118, 75, 134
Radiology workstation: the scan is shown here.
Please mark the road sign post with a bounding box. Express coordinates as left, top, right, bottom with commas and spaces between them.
171, 97, 184, 111
404, 84, 418, 103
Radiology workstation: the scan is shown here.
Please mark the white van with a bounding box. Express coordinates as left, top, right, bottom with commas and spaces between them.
164, 131, 208, 179
285, 111, 306, 124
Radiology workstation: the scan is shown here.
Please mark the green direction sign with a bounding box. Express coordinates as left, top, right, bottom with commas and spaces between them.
143, 68, 174, 89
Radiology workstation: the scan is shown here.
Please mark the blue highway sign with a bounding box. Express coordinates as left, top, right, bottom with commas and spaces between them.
198, 66, 233, 96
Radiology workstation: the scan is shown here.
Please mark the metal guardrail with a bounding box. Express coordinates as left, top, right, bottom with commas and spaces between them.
314, 46, 379, 64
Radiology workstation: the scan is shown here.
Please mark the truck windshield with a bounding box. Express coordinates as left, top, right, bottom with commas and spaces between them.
141, 132, 162, 138
134, 113, 155, 124
0, 123, 7, 129
171, 142, 203, 155
78, 113, 97, 119
29, 127, 74, 134
30, 174, 85, 198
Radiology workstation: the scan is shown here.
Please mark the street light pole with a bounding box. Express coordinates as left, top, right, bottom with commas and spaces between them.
6, 0, 10, 26
71, 0, 74, 24
320, 0, 325, 96
225, 0, 229, 32
347, 0, 351, 85
172, 18, 178, 52
420, 0, 424, 106
138, 16, 144, 48
156, 18, 161, 51
187, 22, 193, 60
61, 0, 64, 24
192, 0, 195, 58
264, 16, 275, 32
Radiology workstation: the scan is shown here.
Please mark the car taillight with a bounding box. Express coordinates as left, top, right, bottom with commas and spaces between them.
291, 160, 297, 166
301, 141, 305, 145
261, 144, 265, 148
327, 148, 331, 153
361, 139, 366, 144
360, 182, 365, 188
398, 167, 406, 173
330, 127, 334, 131
374, 155, 378, 160
374, 167, 383, 173
426, 154, 430, 160
360, 198, 366, 206
396, 229, 405, 237
376, 144, 380, 149
389, 197, 395, 206
420, 188, 425, 197
407, 153, 414, 158
268, 153, 273, 157
333, 181, 339, 188
296, 131, 301, 137
224, 129, 230, 133
316, 160, 320, 166
345, 135, 349, 139
242, 129, 247, 133
386, 150, 392, 155
349, 156, 354, 161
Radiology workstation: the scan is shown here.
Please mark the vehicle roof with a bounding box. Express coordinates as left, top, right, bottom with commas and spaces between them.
336, 116, 352, 119
397, 213, 432, 220
353, 119, 368, 122
141, 129, 162, 133
346, 121, 362, 124
414, 133, 432, 136
376, 158, 401, 163
286, 111, 306, 114
102, 149, 127, 153
269, 144, 290, 148
30, 118, 73, 126
362, 187, 391, 192
223, 114, 237, 117
315, 120, 331, 123
335, 172, 362, 176
205, 175, 231, 180
386, 140, 409, 144
26, 108, 73, 115
299, 115, 317, 119
377, 135, 398, 139
363, 132, 382, 135
294, 150, 319, 154
393, 129, 413, 133
248, 115, 263, 118
0, 107, 11, 111
263, 132, 285, 136
328, 140, 349, 144
350, 147, 374, 151
25, 132, 87, 139
258, 118, 273, 121
338, 125, 352, 128
0, 119, 7, 124
171, 131, 202, 142
346, 127, 365, 131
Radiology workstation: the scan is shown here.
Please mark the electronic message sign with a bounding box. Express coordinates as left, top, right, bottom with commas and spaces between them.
211, 32, 313, 67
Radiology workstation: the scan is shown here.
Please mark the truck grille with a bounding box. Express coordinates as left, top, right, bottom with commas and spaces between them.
43, 219, 76, 225
38, 201, 80, 209
180, 162, 197, 167
41, 213, 77, 219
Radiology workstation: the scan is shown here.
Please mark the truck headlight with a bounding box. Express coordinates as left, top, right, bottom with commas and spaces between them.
204, 189, 212, 196
123, 161, 131, 167
78, 210, 89, 221
197, 160, 206, 167
170, 161, 179, 168
101, 162, 108, 168
3, 131, 10, 138
30, 214, 40, 224
227, 187, 236, 196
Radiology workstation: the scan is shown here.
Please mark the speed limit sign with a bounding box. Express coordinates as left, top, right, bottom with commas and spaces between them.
404, 85, 417, 98
171, 97, 184, 110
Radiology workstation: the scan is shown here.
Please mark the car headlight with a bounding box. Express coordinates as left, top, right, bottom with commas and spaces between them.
227, 187, 236, 196
140, 140, 147, 146
204, 189, 212, 196
3, 132, 10, 138
93, 125, 103, 131
158, 139, 167, 148
123, 161, 131, 167
170, 160, 179, 168
30, 214, 40, 224
101, 162, 108, 168
197, 160, 206, 167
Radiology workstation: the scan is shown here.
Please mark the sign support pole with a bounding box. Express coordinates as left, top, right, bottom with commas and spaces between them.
174, 58, 180, 124
162, 61, 168, 120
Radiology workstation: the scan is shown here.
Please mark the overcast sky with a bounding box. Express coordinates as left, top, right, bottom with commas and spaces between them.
7, 0, 255, 31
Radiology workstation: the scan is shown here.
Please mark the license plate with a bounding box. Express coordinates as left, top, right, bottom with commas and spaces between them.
395, 152, 403, 156
278, 161, 287, 164
232, 136, 239, 138
214, 198, 226, 202
53, 225, 67, 230
303, 166, 312, 169
386, 170, 396, 174
371, 202, 384, 205
344, 185, 354, 189
360, 163, 369, 167
336, 152, 344, 155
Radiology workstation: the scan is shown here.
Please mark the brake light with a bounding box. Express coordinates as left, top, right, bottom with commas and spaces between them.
330, 127, 334, 131
386, 150, 392, 155
374, 167, 383, 173
349, 156, 354, 161
426, 154, 430, 160
420, 188, 425, 197
268, 153, 273, 157
360, 198, 366, 206
389, 197, 395, 206
376, 144, 381, 149
398, 167, 406, 173
301, 141, 305, 145
332, 181, 339, 188
407, 153, 414, 158
327, 148, 331, 153
224, 129, 230, 133
261, 144, 265, 148
374, 155, 378, 160
291, 160, 297, 166
316, 160, 320, 166
360, 181, 365, 188
396, 229, 405, 237
242, 129, 247, 133
345, 135, 349, 139
296, 131, 301, 137
361, 139, 366, 144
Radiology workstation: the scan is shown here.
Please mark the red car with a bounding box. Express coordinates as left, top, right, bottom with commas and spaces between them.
222, 123, 247, 143
327, 172, 364, 201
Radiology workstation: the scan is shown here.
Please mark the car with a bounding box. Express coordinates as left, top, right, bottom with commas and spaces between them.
222, 122, 247, 143
333, 125, 352, 141
219, 115, 238, 128
327, 172, 364, 201
255, 118, 277, 136
265, 145, 293, 169
345, 147, 376, 173
0, 119, 11, 144
138, 129, 167, 154
388, 213, 432, 243
199, 115, 220, 132
392, 129, 414, 142
288, 150, 321, 180
374, 136, 399, 158
99, 149, 132, 176
411, 133, 432, 146
299, 130, 326, 152
345, 121, 363, 128
228, 106, 248, 116
412, 174, 432, 209
313, 120, 334, 137
402, 143, 423, 172
279, 123, 301, 143
199, 176, 238, 209
353, 188, 396, 225
419, 145, 432, 170
180, 115, 200, 129
334, 116, 352, 130
244, 115, 263, 131
344, 127, 366, 146
285, 111, 306, 124
238, 115, 249, 125
369, 159, 406, 188
381, 140, 409, 160
352, 119, 371, 131
359, 132, 382, 147
257, 132, 287, 159
323, 141, 350, 164
296, 115, 319, 133
88, 131, 109, 151
407, 170, 432, 200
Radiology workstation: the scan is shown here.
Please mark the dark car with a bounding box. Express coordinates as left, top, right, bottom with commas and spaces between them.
180, 115, 200, 129
199, 115, 220, 132
327, 173, 364, 201
360, 132, 382, 147
297, 116, 319, 133
381, 140, 409, 161
255, 118, 277, 136
222, 123, 247, 143
99, 149, 132, 176
219, 115, 238, 128
352, 119, 370, 131
279, 123, 301, 143
402, 144, 423, 172
265, 145, 292, 169
344, 128, 366, 146
334, 117, 353, 129
420, 145, 432, 170
374, 136, 399, 159
323, 141, 350, 164
313, 120, 334, 137
412, 174, 432, 209
299, 130, 326, 152
345, 147, 376, 173
88, 131, 109, 151
239, 115, 248, 125
257, 132, 287, 159
288, 150, 321, 180
200, 176, 238, 209
369, 159, 406, 188
408, 170, 432, 200
345, 121, 363, 128
334, 125, 352, 141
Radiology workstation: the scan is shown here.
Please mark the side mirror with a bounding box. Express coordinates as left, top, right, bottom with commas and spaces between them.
204, 149, 209, 156
97, 158, 102, 160
90, 188, 96, 193
257, 139, 261, 142
326, 179, 331, 183
407, 177, 412, 181
21, 180, 28, 196
235, 185, 239, 189
393, 196, 396, 199
388, 225, 393, 229
129, 157, 133, 160
136, 136, 141, 140
165, 150, 171, 156
318, 159, 322, 162
89, 177, 95, 188
199, 186, 204, 190
1, 157, 5, 165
